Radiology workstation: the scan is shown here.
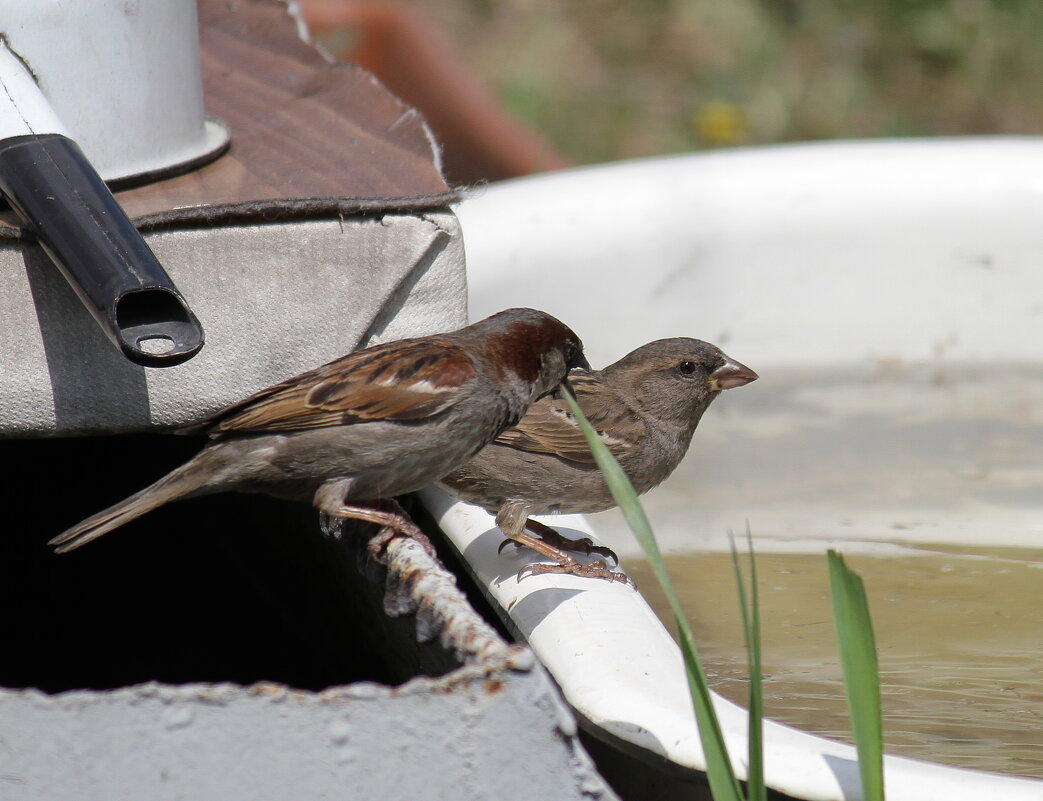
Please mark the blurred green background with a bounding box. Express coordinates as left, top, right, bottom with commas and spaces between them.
425, 0, 1043, 159
306, 0, 1043, 174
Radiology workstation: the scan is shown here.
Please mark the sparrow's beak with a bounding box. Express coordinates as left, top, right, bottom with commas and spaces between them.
709, 359, 758, 391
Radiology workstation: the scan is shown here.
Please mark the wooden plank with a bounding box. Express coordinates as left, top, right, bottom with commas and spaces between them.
0, 0, 456, 238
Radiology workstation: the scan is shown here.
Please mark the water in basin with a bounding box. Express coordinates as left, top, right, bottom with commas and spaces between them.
588, 365, 1043, 778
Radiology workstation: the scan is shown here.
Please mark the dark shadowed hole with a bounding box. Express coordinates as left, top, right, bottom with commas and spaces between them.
114, 290, 192, 329
0, 434, 411, 693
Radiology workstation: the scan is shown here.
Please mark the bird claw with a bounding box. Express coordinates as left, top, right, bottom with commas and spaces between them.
328, 498, 443, 568
496, 535, 614, 561
568, 537, 618, 563
530, 533, 617, 563
365, 524, 398, 565
497, 537, 518, 555
522, 519, 619, 564
517, 555, 633, 586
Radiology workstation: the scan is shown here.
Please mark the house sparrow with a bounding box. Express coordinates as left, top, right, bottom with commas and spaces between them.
438, 338, 757, 582
50, 308, 588, 555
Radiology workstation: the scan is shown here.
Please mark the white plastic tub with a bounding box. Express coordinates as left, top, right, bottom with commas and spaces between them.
434, 138, 1043, 800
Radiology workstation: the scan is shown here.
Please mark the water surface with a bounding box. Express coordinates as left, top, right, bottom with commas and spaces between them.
583, 367, 1043, 778
627, 548, 1043, 778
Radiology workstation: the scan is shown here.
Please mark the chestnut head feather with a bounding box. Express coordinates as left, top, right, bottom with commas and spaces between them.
463, 308, 588, 404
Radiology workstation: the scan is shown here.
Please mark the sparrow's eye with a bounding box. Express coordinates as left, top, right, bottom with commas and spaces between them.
678, 360, 697, 375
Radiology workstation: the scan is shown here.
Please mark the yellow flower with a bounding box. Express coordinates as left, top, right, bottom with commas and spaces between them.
692, 101, 747, 146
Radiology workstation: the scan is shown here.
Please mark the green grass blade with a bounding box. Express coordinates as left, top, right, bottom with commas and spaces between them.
730, 528, 765, 801
561, 387, 744, 801
827, 550, 885, 801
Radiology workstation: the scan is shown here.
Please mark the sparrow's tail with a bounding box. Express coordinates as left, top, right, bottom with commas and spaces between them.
48, 456, 215, 553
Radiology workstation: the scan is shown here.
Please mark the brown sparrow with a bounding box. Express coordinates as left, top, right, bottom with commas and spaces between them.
51, 308, 589, 555
438, 338, 757, 581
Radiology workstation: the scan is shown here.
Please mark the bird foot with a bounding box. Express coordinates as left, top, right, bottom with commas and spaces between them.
518, 554, 633, 586
327, 498, 443, 568
497, 522, 629, 584
497, 518, 618, 564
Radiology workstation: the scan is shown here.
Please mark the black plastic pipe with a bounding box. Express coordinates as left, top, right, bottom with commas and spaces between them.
0, 133, 204, 367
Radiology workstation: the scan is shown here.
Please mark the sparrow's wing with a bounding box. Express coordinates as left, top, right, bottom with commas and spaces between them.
494, 372, 644, 465
204, 339, 477, 434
